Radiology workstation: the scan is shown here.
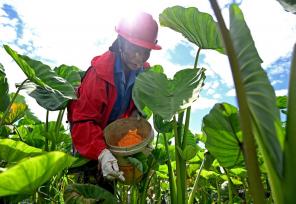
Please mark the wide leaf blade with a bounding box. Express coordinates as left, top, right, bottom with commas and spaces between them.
54, 64, 82, 88
3, 45, 77, 110
0, 139, 42, 163
0, 151, 76, 196
229, 4, 283, 177
202, 103, 244, 168
133, 67, 206, 120
159, 6, 224, 53
283, 44, 296, 203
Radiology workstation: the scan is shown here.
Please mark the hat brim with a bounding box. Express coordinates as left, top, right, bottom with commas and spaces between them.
116, 30, 161, 50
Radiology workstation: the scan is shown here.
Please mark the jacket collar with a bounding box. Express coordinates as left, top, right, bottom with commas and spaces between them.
91, 51, 116, 86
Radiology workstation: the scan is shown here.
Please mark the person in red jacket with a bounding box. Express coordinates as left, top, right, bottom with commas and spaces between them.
67, 12, 161, 189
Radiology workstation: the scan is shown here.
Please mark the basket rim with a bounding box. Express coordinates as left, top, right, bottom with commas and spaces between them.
104, 117, 154, 156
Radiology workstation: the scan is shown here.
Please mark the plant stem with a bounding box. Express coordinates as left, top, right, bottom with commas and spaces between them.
209, 1, 266, 203
188, 155, 205, 204
45, 110, 49, 151
174, 113, 186, 204
13, 125, 23, 141
217, 180, 221, 204
0, 79, 28, 127
51, 109, 65, 151
223, 167, 233, 204
182, 107, 191, 149
194, 47, 201, 69
163, 133, 177, 204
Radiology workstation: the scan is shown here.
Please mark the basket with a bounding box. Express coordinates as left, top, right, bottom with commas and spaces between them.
104, 117, 154, 184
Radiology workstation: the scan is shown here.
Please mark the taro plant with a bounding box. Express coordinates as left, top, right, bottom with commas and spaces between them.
202, 1, 296, 203
132, 5, 227, 204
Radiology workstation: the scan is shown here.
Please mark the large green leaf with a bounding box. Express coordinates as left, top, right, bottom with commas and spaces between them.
159, 6, 224, 53
0, 63, 10, 112
133, 67, 206, 120
153, 114, 173, 133
10, 93, 41, 124
0, 151, 76, 196
3, 45, 77, 110
3, 102, 27, 125
1, 93, 40, 125
276, 0, 296, 14
54, 64, 82, 88
229, 4, 284, 177
283, 44, 296, 203
202, 103, 244, 168
64, 184, 117, 204
0, 139, 42, 163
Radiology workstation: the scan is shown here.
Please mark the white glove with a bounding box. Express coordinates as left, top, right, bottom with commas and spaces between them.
98, 149, 125, 181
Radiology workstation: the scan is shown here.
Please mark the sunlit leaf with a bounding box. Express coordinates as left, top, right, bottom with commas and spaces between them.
159, 6, 224, 53
133, 68, 206, 120
10, 93, 40, 125
202, 103, 244, 168
276, 0, 296, 14
276, 95, 287, 109
0, 139, 42, 163
3, 45, 77, 111
0, 151, 76, 196
229, 4, 284, 177
4, 103, 27, 125
283, 44, 296, 203
54, 64, 82, 88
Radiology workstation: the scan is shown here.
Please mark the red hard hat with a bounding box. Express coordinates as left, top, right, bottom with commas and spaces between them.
115, 12, 161, 50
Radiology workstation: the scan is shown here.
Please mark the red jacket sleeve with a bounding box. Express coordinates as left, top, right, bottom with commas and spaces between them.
68, 68, 108, 160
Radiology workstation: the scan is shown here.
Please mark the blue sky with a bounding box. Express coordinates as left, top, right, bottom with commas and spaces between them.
1, 0, 295, 133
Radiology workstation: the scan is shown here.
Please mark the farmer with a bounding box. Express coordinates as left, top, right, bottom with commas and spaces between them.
67, 12, 161, 191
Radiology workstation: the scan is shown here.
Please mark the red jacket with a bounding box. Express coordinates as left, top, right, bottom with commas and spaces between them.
67, 51, 136, 160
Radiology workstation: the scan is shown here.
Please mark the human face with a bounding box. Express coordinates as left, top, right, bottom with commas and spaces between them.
120, 40, 151, 70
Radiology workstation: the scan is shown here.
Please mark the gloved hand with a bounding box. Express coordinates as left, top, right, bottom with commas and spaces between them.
98, 149, 125, 181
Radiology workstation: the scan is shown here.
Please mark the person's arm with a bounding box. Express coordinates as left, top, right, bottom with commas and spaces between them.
69, 68, 108, 160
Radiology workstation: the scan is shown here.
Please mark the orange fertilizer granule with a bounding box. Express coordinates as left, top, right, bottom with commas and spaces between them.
117, 129, 143, 147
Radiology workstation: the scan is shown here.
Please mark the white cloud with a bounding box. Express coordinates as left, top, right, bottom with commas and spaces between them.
201, 50, 233, 86
275, 89, 288, 96
212, 93, 221, 99
240, 0, 296, 68
207, 88, 215, 95
226, 88, 236, 97
0, 24, 17, 42
269, 65, 287, 75
191, 97, 218, 111
271, 79, 283, 86
1, 0, 295, 123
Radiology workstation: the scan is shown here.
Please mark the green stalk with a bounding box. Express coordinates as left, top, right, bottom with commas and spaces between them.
175, 113, 186, 204
193, 48, 201, 69
173, 116, 182, 204
131, 185, 138, 204
0, 79, 28, 127
188, 155, 205, 204
139, 159, 157, 204
209, 1, 265, 203
284, 44, 296, 204
44, 110, 49, 151
223, 168, 233, 204
182, 107, 191, 149
163, 133, 177, 204
217, 180, 221, 204
51, 109, 65, 151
